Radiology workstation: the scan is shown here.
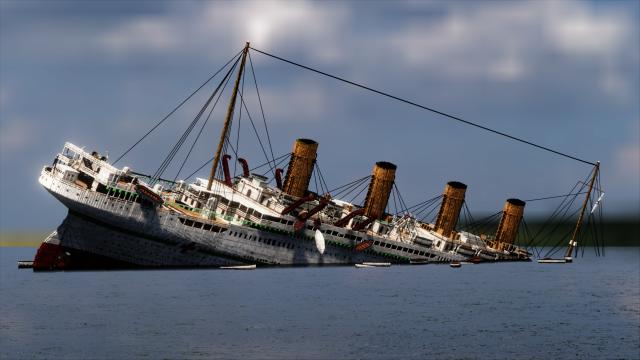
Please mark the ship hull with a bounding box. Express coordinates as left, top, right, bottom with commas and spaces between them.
37, 169, 469, 270
34, 166, 531, 270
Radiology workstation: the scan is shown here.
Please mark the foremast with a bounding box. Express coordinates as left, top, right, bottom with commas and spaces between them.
207, 42, 250, 191
564, 161, 600, 260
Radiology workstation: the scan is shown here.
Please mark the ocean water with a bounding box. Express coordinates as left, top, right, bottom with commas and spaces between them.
1, 247, 638, 360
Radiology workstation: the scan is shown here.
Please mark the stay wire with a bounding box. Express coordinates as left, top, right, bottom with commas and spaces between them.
238, 89, 275, 178
406, 195, 443, 212
114, 50, 243, 164
182, 148, 288, 183
151, 58, 238, 184
347, 179, 371, 205
173, 58, 237, 182
530, 179, 584, 246
250, 47, 596, 167
152, 55, 243, 183
327, 175, 371, 195
248, 51, 277, 173
338, 177, 370, 202
315, 162, 330, 195
330, 176, 370, 199
260, 154, 290, 177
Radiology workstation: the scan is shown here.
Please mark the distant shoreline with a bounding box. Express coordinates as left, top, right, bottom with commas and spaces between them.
1, 218, 638, 247
0, 232, 49, 247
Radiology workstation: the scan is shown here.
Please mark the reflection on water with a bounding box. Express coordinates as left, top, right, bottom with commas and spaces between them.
1, 247, 638, 359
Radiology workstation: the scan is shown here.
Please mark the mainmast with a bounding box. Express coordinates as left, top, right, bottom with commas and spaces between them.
207, 42, 250, 191
564, 161, 600, 260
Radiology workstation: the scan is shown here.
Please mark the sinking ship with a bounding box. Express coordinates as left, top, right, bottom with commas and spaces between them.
31, 43, 602, 270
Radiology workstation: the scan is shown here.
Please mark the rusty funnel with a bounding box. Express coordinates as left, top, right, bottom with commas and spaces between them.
494, 198, 526, 247
362, 161, 397, 220
434, 181, 467, 238
282, 139, 318, 198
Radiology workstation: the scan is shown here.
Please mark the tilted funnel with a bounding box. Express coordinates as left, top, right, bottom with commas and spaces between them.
282, 139, 318, 198
434, 181, 467, 238
494, 198, 525, 247
362, 161, 397, 220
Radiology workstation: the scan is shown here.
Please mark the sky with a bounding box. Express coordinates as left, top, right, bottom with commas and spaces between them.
1, 0, 638, 230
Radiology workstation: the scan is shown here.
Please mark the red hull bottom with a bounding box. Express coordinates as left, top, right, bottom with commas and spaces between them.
33, 242, 135, 271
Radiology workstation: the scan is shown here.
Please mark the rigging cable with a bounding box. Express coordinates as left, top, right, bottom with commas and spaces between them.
114, 49, 243, 164
238, 87, 277, 177
151, 55, 242, 184
172, 57, 238, 182
248, 51, 277, 174
249, 47, 596, 167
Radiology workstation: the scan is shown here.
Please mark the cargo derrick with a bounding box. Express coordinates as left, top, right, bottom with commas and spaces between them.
492, 199, 526, 251
434, 181, 467, 238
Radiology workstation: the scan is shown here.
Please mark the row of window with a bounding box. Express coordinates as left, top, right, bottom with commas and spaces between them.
263, 215, 295, 226
229, 230, 356, 261
217, 197, 262, 219
319, 229, 363, 241
370, 240, 436, 258
177, 207, 434, 259
179, 218, 225, 233
229, 230, 296, 250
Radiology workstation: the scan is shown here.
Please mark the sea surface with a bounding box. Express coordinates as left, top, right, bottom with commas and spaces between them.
1, 246, 638, 360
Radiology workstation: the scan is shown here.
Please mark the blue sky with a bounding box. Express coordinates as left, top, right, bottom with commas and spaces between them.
1, 0, 638, 230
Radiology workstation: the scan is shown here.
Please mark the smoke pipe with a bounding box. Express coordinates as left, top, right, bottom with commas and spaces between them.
238, 158, 250, 177
494, 198, 526, 247
222, 155, 232, 186
362, 161, 397, 219
283, 138, 318, 198
275, 168, 284, 189
434, 181, 467, 238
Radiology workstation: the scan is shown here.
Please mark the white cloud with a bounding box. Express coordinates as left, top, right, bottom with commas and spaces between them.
386, 0, 635, 87
93, 0, 637, 100
545, 1, 626, 56
100, 0, 347, 63
102, 17, 179, 54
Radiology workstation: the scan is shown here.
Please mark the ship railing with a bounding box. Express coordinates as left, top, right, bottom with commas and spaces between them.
164, 201, 242, 223
104, 185, 139, 203
130, 172, 180, 190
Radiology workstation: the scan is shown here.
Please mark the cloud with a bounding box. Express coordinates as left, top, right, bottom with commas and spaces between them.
385, 0, 635, 89
545, 1, 627, 56
99, 1, 348, 63
0, 0, 638, 227
102, 17, 180, 54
